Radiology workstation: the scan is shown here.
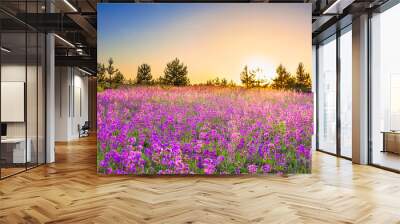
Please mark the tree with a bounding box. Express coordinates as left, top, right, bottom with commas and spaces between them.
228, 80, 236, 87
126, 78, 135, 86
163, 58, 189, 86
97, 63, 107, 91
113, 71, 124, 86
213, 77, 221, 86
204, 77, 228, 86
154, 76, 166, 85
97, 57, 126, 89
136, 63, 153, 85
240, 65, 257, 88
271, 64, 295, 90
106, 58, 118, 85
97, 63, 106, 83
295, 62, 312, 92
221, 78, 228, 86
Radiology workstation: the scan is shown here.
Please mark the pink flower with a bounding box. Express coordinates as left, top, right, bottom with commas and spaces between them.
248, 164, 258, 174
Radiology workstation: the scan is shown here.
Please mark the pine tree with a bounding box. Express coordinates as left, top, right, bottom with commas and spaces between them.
136, 63, 153, 85
221, 78, 228, 86
163, 58, 189, 86
112, 71, 124, 87
240, 65, 256, 88
214, 77, 221, 86
295, 62, 312, 92
97, 63, 106, 84
271, 64, 295, 90
106, 58, 117, 84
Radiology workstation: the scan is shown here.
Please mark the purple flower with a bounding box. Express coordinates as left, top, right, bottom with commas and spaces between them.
203, 158, 216, 174
216, 156, 225, 164
235, 168, 241, 175
262, 164, 271, 173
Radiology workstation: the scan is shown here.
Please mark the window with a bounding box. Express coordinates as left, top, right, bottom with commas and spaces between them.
317, 36, 337, 154
370, 3, 400, 171
339, 27, 352, 158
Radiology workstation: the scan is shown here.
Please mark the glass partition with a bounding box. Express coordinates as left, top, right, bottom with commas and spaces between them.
27, 31, 38, 169
317, 35, 337, 154
339, 27, 352, 158
1, 30, 28, 177
0, 1, 46, 179
371, 3, 400, 171
38, 32, 46, 165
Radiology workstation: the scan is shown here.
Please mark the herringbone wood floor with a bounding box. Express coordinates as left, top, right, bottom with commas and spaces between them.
1, 135, 400, 224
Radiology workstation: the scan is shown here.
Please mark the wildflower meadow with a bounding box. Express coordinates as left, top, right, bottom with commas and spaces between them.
97, 86, 313, 175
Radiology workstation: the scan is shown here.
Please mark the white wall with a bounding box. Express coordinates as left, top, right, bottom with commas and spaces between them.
1, 64, 26, 81
71, 72, 89, 138
1, 65, 26, 135
1, 63, 46, 164
54, 67, 89, 141
1, 65, 36, 138
55, 67, 70, 141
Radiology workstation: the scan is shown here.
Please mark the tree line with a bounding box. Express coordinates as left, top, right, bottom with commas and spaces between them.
97, 57, 189, 91
239, 63, 311, 92
97, 57, 311, 92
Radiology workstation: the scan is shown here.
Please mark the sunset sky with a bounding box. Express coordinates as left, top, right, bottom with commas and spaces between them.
98, 3, 311, 84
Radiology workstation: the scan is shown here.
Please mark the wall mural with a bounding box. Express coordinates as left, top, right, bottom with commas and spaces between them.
97, 3, 313, 175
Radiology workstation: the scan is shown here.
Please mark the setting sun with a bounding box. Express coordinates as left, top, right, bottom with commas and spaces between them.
242, 56, 276, 81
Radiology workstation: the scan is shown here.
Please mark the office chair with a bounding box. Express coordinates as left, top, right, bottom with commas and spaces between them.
78, 121, 90, 138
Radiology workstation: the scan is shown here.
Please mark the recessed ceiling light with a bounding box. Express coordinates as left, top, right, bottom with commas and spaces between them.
63, 0, 78, 12
1, 47, 11, 53
323, 0, 354, 15
78, 67, 92, 76
54, 34, 75, 48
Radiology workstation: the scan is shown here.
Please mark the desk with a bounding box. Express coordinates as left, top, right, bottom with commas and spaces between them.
1, 138, 31, 163
381, 131, 400, 154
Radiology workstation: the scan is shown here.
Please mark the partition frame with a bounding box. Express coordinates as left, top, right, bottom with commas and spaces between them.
315, 24, 353, 161
315, 0, 400, 173
367, 1, 400, 173
0, 1, 48, 180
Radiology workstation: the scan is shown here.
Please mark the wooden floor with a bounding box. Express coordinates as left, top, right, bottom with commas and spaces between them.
372, 150, 400, 171
1, 136, 400, 224
0, 167, 26, 178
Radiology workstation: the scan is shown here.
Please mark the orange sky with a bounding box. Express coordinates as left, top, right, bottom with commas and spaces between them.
98, 3, 312, 84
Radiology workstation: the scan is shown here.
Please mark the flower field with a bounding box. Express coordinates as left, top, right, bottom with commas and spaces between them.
97, 86, 313, 175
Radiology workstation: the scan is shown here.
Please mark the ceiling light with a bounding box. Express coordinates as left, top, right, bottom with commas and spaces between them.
54, 34, 75, 48
63, 0, 78, 12
1, 47, 11, 53
76, 48, 84, 55
323, 1, 340, 14
78, 67, 92, 76
322, 0, 354, 15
